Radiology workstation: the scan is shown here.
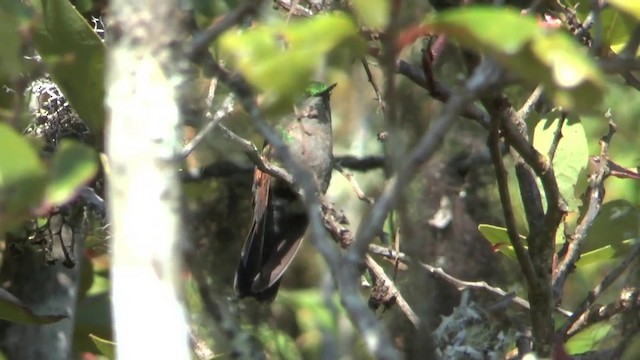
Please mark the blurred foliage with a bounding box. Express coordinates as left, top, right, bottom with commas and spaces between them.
426, 6, 605, 112
219, 13, 365, 102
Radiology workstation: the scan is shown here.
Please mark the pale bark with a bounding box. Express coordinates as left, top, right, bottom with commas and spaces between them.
106, 1, 190, 358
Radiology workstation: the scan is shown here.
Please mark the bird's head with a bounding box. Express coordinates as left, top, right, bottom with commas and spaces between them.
304, 82, 337, 99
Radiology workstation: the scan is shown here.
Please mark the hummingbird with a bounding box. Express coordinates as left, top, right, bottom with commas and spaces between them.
234, 82, 336, 302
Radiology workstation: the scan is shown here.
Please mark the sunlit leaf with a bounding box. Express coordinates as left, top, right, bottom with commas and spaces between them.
30, 0, 106, 133
608, 0, 640, 20
220, 13, 364, 100
477, 224, 524, 260
352, 0, 389, 29
478, 224, 569, 261
44, 139, 98, 206
89, 334, 115, 360
577, 239, 636, 266
584, 200, 640, 253
601, 8, 638, 54
426, 7, 539, 54
0, 288, 66, 324
425, 6, 605, 112
533, 112, 589, 211
565, 322, 612, 354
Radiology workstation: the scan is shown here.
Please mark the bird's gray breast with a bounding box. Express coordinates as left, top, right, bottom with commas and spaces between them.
287, 117, 333, 194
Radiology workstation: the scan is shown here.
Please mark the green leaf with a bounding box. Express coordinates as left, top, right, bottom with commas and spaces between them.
44, 139, 98, 206
532, 112, 589, 211
584, 200, 640, 253
426, 6, 605, 112
89, 334, 115, 360
608, 0, 640, 20
426, 7, 539, 55
564, 1, 638, 55
565, 322, 611, 354
601, 7, 638, 54
220, 13, 364, 100
30, 0, 106, 133
577, 239, 636, 266
478, 224, 567, 261
0, 288, 66, 324
477, 224, 524, 260
352, 0, 389, 29
0, 123, 47, 223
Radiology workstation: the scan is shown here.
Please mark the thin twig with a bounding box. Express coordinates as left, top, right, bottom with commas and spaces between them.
565, 288, 639, 340
322, 204, 419, 327
547, 112, 566, 161
365, 255, 420, 327
487, 101, 537, 288
181, 95, 235, 158
334, 155, 385, 171
216, 124, 294, 185
273, 0, 314, 16
558, 241, 640, 339
552, 121, 616, 303
367, 244, 572, 317
361, 59, 385, 112
396, 59, 490, 129
335, 164, 374, 204
516, 85, 543, 121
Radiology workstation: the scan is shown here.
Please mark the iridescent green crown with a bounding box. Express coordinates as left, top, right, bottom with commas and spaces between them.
305, 81, 337, 97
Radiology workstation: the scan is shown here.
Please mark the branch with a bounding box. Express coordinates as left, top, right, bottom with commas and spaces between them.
396, 59, 490, 129
487, 102, 538, 289
322, 204, 419, 328
367, 244, 572, 317
365, 255, 420, 327
334, 155, 385, 171
216, 124, 294, 185
565, 287, 640, 339
516, 85, 544, 121
181, 95, 235, 159
483, 92, 564, 356
361, 59, 385, 112
335, 164, 374, 205
552, 121, 616, 303
557, 241, 640, 340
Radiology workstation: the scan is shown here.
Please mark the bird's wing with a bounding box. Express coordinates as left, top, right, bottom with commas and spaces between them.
234, 165, 271, 297
239, 167, 270, 267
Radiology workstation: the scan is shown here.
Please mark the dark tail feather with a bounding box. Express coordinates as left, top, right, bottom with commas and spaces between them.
234, 263, 282, 302
235, 186, 308, 302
